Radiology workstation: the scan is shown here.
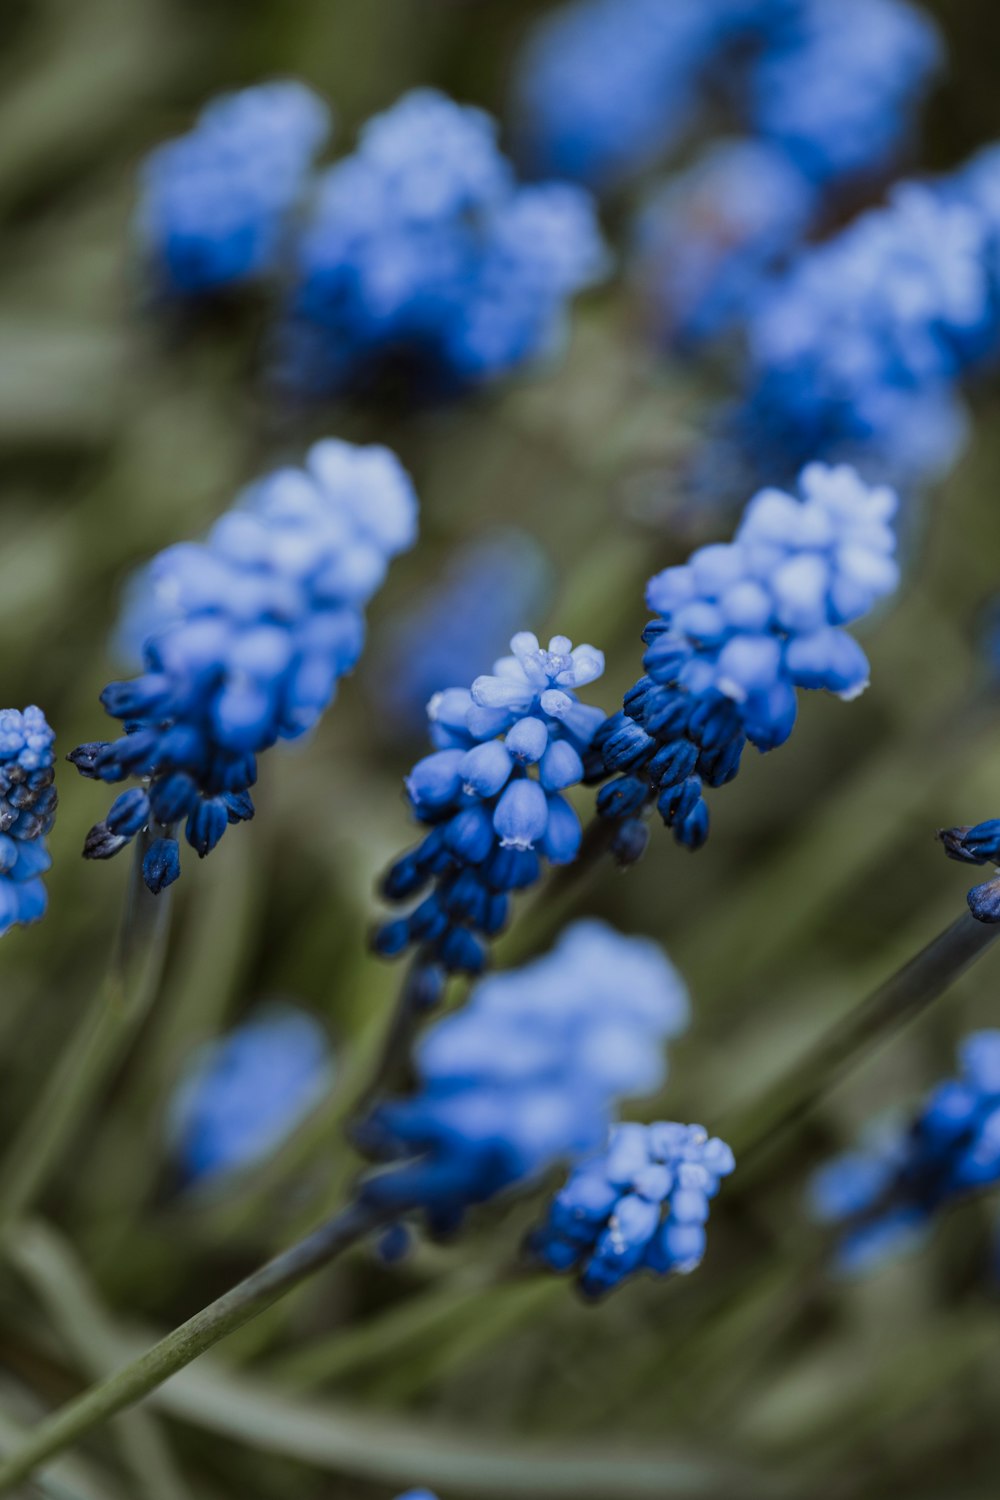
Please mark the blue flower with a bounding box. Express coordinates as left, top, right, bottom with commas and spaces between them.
940, 819, 1000, 923
593, 464, 898, 856
531, 1120, 735, 1298
734, 183, 993, 488
168, 1005, 333, 1183
275, 89, 608, 396
137, 81, 331, 297
633, 138, 818, 351
370, 530, 552, 735
811, 1032, 1000, 1274
374, 633, 605, 975
747, 0, 943, 188
358, 920, 688, 1232
72, 440, 418, 891
0, 707, 57, 939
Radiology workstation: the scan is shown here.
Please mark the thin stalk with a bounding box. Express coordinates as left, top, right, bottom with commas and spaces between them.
0, 829, 172, 1232
350, 956, 437, 1122
0, 1201, 385, 1494
723, 910, 1000, 1166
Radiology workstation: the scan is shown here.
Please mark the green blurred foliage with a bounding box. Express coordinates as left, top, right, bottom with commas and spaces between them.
5, 1, 1000, 1496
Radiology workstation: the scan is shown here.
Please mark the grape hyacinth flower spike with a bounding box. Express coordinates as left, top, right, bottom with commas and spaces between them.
136, 80, 331, 299
374, 633, 605, 979
531, 1121, 735, 1299
71, 439, 418, 893
358, 921, 687, 1235
0, 708, 57, 938
592, 463, 899, 862
811, 1032, 1000, 1274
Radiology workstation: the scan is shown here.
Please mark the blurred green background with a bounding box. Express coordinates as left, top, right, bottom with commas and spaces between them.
6, 1, 1000, 1496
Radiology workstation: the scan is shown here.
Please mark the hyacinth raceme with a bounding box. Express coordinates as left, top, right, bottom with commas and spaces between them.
633, 138, 817, 353
374, 633, 605, 976
168, 1006, 333, 1183
277, 89, 608, 397
531, 1121, 735, 1299
811, 1033, 1000, 1274
71, 440, 418, 893
0, 708, 57, 939
358, 921, 689, 1233
137, 81, 331, 298
593, 464, 899, 858
735, 182, 995, 489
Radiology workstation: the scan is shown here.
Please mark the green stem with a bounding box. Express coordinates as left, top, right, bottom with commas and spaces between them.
0, 1201, 383, 1494
723, 910, 1000, 1165
0, 831, 172, 1233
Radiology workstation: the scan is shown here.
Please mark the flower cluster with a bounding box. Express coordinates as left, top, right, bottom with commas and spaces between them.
512, 0, 939, 195
531, 1121, 735, 1298
0, 708, 57, 939
276, 89, 608, 397
168, 1006, 333, 1183
593, 464, 899, 856
633, 138, 817, 352
358, 921, 689, 1233
371, 531, 551, 736
939, 819, 1000, 923
374, 633, 605, 976
734, 182, 995, 488
136, 81, 331, 298
71, 440, 418, 893
811, 1032, 1000, 1274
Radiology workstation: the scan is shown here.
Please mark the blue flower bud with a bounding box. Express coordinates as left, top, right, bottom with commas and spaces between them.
186, 798, 229, 857
105, 788, 151, 838
494, 778, 549, 850
143, 836, 181, 894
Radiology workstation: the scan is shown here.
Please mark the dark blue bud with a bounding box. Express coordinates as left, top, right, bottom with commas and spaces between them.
641, 619, 672, 644
409, 894, 449, 943
67, 742, 113, 779
641, 690, 690, 738
221, 752, 257, 792
409, 964, 446, 1011
100, 674, 173, 721
646, 739, 698, 787
442, 870, 490, 923
622, 677, 655, 716
939, 821, 1000, 866
643, 635, 692, 685
597, 776, 650, 821
143, 836, 181, 894
687, 697, 741, 751
483, 893, 510, 936
611, 818, 650, 867
675, 798, 710, 850
83, 821, 129, 861
222, 788, 255, 823
372, 918, 410, 957
106, 788, 151, 838
697, 734, 745, 788
968, 878, 1000, 923
438, 926, 486, 974
185, 798, 229, 857
657, 776, 702, 828
484, 846, 540, 892
601, 719, 655, 772
155, 724, 206, 772
381, 853, 428, 901
149, 772, 199, 824
106, 728, 161, 775
375, 1224, 412, 1264
444, 804, 495, 864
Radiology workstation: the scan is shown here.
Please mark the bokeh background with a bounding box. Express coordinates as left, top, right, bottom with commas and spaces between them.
5, 1, 1000, 1496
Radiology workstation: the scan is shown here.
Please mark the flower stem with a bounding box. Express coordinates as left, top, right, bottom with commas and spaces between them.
724, 910, 1000, 1166
0, 1201, 385, 1493
0, 829, 172, 1233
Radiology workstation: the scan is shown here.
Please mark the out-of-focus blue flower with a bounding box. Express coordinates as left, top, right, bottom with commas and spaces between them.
72, 440, 418, 891
371, 530, 552, 735
276, 89, 608, 396
374, 633, 605, 976
168, 1005, 333, 1182
811, 1032, 1000, 1274
0, 708, 56, 939
633, 138, 818, 351
137, 81, 331, 297
747, 0, 942, 188
592, 464, 898, 856
531, 1120, 735, 1298
359, 921, 688, 1231
734, 184, 992, 488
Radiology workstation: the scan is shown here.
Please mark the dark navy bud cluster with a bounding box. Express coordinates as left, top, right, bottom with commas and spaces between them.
72, 440, 418, 893
940, 819, 1000, 923
358, 921, 689, 1234
593, 464, 899, 856
811, 1032, 1000, 1274
531, 1120, 735, 1299
137, 81, 331, 298
0, 708, 57, 939
374, 633, 605, 975
276, 88, 608, 397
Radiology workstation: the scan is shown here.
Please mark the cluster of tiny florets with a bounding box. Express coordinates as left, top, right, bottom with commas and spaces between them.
531, 1120, 735, 1298
811, 1032, 1000, 1274
359, 921, 689, 1234
593, 463, 898, 858
374, 633, 605, 976
0, 708, 57, 939
71, 440, 418, 893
